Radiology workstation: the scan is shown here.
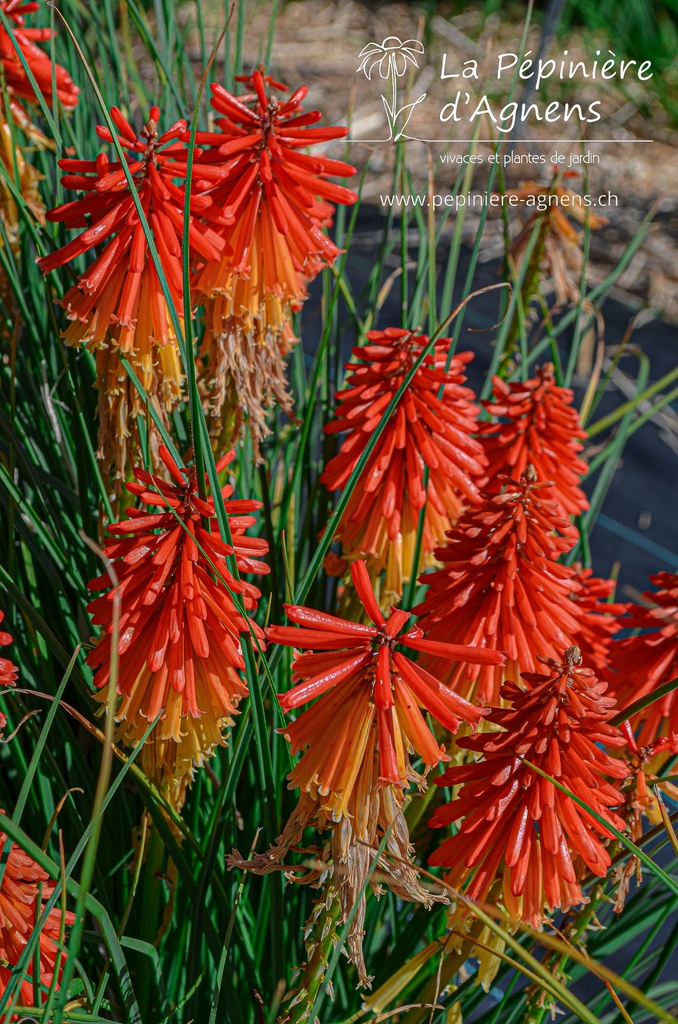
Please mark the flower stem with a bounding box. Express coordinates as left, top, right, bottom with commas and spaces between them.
280, 884, 342, 1024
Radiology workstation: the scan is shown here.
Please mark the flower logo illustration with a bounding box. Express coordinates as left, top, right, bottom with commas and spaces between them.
357, 36, 424, 79
357, 37, 427, 141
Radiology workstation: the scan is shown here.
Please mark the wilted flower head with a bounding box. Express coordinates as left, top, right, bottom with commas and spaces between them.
0, 0, 79, 111
503, 174, 607, 304
357, 37, 424, 79
415, 467, 582, 705
0, 818, 75, 1010
86, 445, 268, 807
322, 329, 486, 605
429, 647, 629, 928
37, 105, 224, 485
610, 572, 678, 747
230, 559, 503, 986
191, 69, 357, 456
479, 364, 589, 526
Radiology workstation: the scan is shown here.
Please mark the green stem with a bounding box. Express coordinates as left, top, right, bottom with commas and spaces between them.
136, 823, 166, 1020
283, 885, 342, 1024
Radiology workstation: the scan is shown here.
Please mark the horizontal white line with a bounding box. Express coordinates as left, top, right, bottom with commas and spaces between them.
344, 138, 654, 143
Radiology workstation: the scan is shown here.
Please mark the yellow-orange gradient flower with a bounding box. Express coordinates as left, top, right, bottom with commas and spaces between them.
229, 560, 503, 986
415, 467, 587, 705
610, 572, 678, 747
479, 364, 589, 528
37, 105, 224, 485
429, 647, 629, 928
0, 1, 79, 111
321, 329, 487, 604
86, 445, 268, 807
272, 559, 503, 802
191, 69, 357, 454
0, 818, 75, 1011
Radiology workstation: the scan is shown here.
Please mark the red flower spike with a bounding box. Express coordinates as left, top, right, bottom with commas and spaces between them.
414, 467, 586, 706
0, 0, 79, 110
479, 364, 589, 527
0, 812, 75, 1012
37, 106, 225, 484
266, 559, 502, 811
429, 647, 630, 928
321, 330, 487, 605
86, 445, 269, 797
569, 565, 624, 677
610, 572, 678, 746
189, 69, 358, 457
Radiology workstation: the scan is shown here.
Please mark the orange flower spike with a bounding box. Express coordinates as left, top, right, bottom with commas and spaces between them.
569, 565, 624, 676
429, 647, 630, 928
0, 1, 79, 110
37, 105, 225, 483
0, 814, 75, 1010
38, 105, 224, 331
193, 68, 357, 294
414, 466, 582, 705
322, 329, 487, 603
189, 69, 357, 456
267, 559, 503, 800
479, 363, 589, 524
86, 445, 269, 755
610, 572, 678, 746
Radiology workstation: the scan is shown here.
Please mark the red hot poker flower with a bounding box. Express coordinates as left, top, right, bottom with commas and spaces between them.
194, 69, 357, 304
38, 104, 224, 348
267, 560, 503, 813
414, 467, 582, 706
0, 816, 75, 1010
37, 105, 224, 483
231, 561, 503, 987
191, 69, 358, 455
610, 572, 678, 746
321, 329, 487, 604
479, 364, 589, 527
569, 565, 624, 677
0, 1, 79, 110
86, 445, 269, 805
429, 647, 629, 928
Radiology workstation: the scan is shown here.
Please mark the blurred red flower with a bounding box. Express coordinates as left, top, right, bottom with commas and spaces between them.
479, 364, 589, 527
429, 647, 629, 927
0, 0, 79, 110
0, 609, 17, 738
570, 565, 623, 677
610, 572, 678, 746
321, 329, 487, 604
0, 818, 75, 1011
86, 445, 268, 806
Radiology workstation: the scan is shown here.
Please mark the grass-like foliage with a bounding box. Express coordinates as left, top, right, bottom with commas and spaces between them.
0, 2, 677, 1023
